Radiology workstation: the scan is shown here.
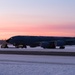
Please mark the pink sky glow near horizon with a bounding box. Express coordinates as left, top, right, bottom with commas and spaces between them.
0, 0, 75, 39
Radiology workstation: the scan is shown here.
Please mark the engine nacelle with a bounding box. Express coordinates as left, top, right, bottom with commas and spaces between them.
29, 42, 39, 47
56, 40, 65, 49
40, 41, 56, 49
56, 40, 65, 46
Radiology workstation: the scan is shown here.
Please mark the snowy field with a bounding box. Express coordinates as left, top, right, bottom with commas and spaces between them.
0, 46, 75, 75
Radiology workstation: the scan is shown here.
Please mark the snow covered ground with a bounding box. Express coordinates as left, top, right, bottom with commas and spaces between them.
0, 46, 75, 75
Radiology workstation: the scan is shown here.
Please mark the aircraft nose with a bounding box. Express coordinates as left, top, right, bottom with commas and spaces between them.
6, 39, 10, 43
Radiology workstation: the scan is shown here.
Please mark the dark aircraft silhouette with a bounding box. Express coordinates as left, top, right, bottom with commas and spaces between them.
1, 35, 75, 49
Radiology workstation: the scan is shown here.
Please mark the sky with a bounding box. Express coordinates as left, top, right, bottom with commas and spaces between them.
0, 0, 75, 39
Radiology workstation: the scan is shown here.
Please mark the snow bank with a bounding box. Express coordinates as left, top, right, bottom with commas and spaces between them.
0, 46, 75, 75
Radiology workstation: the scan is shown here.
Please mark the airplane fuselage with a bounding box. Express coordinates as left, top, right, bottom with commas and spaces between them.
1, 35, 75, 49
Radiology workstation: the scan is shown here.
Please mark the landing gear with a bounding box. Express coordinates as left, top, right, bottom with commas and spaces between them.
47, 45, 56, 49
59, 46, 65, 49
15, 44, 27, 48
